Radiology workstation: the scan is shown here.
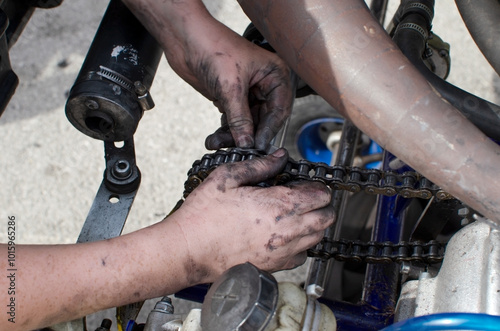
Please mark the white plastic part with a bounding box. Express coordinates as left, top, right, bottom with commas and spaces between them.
177, 283, 336, 331
265, 282, 336, 331
179, 309, 202, 331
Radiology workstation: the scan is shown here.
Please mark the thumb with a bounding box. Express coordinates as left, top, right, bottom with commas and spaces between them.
216, 148, 288, 190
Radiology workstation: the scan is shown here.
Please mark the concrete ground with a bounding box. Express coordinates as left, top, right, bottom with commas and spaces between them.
0, 0, 498, 330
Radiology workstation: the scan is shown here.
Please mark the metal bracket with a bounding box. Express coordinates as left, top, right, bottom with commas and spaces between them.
77, 139, 141, 243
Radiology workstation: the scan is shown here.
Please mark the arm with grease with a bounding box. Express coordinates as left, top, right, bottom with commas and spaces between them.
0, 149, 334, 330
121, 0, 294, 151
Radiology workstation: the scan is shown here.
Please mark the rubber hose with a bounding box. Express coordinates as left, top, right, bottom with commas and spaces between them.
455, 0, 500, 75
393, 13, 500, 141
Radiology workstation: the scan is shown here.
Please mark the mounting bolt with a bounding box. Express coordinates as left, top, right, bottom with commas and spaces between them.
457, 207, 470, 217
85, 99, 99, 110
134, 81, 147, 96
111, 160, 132, 180
152, 297, 174, 314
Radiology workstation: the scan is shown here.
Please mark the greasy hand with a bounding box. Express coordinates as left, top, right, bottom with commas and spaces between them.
164, 10, 293, 151
172, 149, 334, 285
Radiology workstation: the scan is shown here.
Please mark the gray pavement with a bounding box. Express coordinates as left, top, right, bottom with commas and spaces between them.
0, 0, 498, 330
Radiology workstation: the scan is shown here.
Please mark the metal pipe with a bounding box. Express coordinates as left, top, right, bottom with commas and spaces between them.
455, 0, 500, 76
238, 0, 500, 225
305, 120, 359, 297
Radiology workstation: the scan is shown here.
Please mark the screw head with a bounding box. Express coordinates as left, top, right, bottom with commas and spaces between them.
85, 99, 99, 110
112, 160, 132, 179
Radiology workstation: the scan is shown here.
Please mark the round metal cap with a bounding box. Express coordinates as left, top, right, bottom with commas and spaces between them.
201, 262, 278, 331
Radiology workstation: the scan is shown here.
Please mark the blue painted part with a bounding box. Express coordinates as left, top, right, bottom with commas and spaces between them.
295, 117, 382, 169
175, 284, 209, 303
296, 117, 341, 163
125, 320, 137, 331
318, 299, 391, 330
382, 313, 500, 331
364, 140, 383, 169
362, 152, 411, 314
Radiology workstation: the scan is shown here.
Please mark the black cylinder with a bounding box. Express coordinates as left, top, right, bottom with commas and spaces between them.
66, 0, 163, 141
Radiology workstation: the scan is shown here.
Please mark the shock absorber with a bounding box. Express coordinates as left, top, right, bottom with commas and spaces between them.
65, 0, 162, 142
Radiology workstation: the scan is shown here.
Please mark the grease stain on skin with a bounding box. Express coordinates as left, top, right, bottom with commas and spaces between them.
266, 233, 283, 251
217, 183, 226, 193
184, 257, 212, 285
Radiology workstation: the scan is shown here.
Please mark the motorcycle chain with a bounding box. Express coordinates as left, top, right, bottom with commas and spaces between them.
179, 148, 448, 265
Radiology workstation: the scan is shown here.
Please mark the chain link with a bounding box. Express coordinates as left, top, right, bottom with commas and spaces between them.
179, 148, 448, 264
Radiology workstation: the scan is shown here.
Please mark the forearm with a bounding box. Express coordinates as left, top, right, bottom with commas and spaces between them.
0, 218, 191, 330
121, 0, 214, 56
122, 0, 243, 83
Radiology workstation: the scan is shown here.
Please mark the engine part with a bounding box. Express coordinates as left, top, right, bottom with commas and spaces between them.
264, 282, 336, 331
143, 297, 181, 331
237, 0, 500, 226
65, 0, 162, 141
94, 319, 112, 331
201, 262, 278, 331
395, 220, 500, 320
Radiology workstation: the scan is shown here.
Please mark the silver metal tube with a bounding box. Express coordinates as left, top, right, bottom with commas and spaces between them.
239, 0, 500, 225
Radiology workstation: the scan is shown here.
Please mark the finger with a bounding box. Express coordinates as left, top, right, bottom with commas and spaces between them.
209, 148, 288, 190
253, 68, 293, 150
254, 108, 289, 151
277, 181, 332, 215
205, 130, 235, 150
219, 93, 255, 148
294, 231, 326, 252
299, 205, 336, 235
281, 251, 308, 270
205, 114, 236, 149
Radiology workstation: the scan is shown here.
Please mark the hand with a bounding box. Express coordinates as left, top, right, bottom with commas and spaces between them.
122, 0, 293, 150
162, 4, 293, 150
171, 148, 335, 284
